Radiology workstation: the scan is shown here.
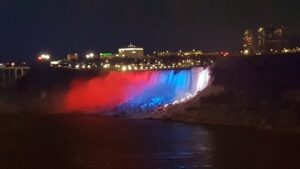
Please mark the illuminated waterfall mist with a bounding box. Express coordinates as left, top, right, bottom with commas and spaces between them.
64, 67, 211, 114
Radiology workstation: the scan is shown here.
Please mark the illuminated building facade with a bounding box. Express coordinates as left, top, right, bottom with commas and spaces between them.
257, 27, 267, 53
243, 29, 256, 55
118, 44, 144, 58
67, 53, 79, 62
265, 26, 288, 52
100, 53, 113, 58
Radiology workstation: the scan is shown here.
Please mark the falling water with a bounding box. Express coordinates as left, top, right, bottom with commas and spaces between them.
64, 67, 211, 114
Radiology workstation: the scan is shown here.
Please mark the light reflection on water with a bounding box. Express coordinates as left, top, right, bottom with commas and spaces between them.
1, 115, 300, 169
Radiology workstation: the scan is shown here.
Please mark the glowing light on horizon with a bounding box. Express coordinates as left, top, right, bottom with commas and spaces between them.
38, 54, 50, 61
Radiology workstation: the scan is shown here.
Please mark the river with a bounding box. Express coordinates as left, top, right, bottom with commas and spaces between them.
1, 115, 300, 169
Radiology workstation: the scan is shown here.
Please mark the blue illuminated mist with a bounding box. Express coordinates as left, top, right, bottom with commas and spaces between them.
116, 67, 211, 114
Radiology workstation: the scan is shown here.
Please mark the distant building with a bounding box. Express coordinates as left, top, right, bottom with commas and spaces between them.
100, 53, 113, 58
257, 27, 267, 53
265, 26, 288, 52
67, 53, 79, 62
118, 44, 144, 58
243, 29, 256, 55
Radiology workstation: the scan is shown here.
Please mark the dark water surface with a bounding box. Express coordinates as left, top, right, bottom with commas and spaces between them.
0, 115, 300, 169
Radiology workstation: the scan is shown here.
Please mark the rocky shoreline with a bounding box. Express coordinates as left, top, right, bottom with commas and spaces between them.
143, 85, 299, 133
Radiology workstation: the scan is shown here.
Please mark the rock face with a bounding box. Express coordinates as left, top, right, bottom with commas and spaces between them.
150, 54, 300, 132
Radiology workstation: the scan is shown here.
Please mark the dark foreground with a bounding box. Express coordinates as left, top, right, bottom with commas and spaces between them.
0, 114, 300, 169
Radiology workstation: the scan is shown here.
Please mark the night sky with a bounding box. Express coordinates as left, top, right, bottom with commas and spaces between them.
0, 0, 300, 61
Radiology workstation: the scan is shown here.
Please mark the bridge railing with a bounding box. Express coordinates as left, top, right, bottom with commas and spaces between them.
0, 67, 30, 87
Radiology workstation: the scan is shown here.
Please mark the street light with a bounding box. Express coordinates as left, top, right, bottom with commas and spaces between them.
86, 53, 95, 59
38, 54, 51, 61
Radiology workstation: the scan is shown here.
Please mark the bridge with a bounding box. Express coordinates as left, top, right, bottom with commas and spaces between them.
0, 67, 30, 87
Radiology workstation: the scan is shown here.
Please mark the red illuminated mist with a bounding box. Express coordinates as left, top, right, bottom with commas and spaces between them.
64, 71, 156, 113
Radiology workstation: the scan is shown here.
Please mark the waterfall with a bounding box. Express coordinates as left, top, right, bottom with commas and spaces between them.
117, 67, 211, 114
64, 67, 211, 114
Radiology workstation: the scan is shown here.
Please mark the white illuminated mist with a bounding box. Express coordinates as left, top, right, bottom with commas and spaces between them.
169, 67, 212, 106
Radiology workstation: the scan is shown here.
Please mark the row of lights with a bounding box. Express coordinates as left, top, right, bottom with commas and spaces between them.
53, 60, 204, 71
242, 47, 300, 55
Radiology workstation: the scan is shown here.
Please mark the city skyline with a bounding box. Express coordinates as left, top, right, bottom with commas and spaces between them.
0, 0, 300, 61
242, 26, 290, 55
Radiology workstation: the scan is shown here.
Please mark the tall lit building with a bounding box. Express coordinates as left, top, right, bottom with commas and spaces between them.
243, 29, 256, 55
257, 27, 267, 53
265, 26, 288, 52
118, 44, 144, 58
